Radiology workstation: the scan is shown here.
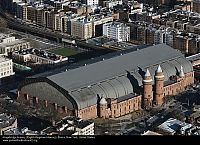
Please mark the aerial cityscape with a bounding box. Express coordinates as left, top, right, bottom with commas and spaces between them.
0, 0, 200, 141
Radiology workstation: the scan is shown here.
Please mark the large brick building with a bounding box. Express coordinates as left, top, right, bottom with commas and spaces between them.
17, 44, 194, 120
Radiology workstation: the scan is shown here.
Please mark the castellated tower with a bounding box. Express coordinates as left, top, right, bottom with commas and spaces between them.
154, 65, 164, 106
143, 69, 153, 109
99, 97, 107, 119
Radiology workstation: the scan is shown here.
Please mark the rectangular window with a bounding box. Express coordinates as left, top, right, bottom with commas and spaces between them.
24, 94, 28, 100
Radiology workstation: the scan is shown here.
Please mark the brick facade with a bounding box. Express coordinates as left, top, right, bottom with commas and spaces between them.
78, 105, 97, 120
17, 91, 75, 118
17, 70, 194, 120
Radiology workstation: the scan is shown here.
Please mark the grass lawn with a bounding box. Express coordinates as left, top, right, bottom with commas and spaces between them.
49, 48, 79, 57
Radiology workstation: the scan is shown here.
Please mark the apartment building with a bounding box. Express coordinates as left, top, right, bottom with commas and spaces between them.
193, 0, 200, 13
0, 33, 30, 55
173, 33, 200, 54
44, 8, 56, 29
0, 56, 15, 79
36, 6, 45, 26
92, 14, 113, 37
27, 5, 36, 22
103, 22, 130, 42
15, 2, 28, 20
71, 18, 93, 40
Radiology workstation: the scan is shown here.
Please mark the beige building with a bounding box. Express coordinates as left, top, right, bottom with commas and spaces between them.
56, 13, 85, 35
0, 33, 30, 55
44, 8, 56, 29
0, 113, 17, 135
27, 5, 36, 23
0, 56, 15, 79
71, 18, 93, 40
0, 33, 15, 44
36, 7, 45, 27
0, 39, 30, 56
54, 12, 74, 33
12, 48, 68, 65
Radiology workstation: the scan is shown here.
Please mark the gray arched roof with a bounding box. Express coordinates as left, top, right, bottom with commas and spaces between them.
22, 44, 193, 110
20, 81, 74, 109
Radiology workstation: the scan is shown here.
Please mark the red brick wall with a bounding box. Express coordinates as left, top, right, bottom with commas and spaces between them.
154, 75, 164, 106
110, 95, 142, 118
17, 91, 74, 118
164, 72, 194, 97
78, 104, 97, 120
143, 82, 153, 108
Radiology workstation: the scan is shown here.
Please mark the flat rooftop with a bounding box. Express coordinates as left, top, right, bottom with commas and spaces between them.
0, 56, 12, 63
14, 48, 67, 61
42, 116, 93, 134
158, 118, 192, 134
187, 53, 200, 62
0, 39, 28, 48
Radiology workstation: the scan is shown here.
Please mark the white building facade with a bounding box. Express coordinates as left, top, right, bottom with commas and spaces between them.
0, 57, 15, 79
82, 0, 99, 6
103, 22, 130, 42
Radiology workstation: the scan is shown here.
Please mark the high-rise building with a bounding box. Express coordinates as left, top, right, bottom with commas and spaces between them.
71, 18, 93, 40
27, 5, 36, 23
43, 7, 56, 29
137, 25, 146, 44
174, 35, 189, 53
16, 2, 28, 20
92, 15, 113, 37
146, 28, 156, 45
103, 22, 130, 42
36, 7, 45, 27
193, 0, 200, 13
165, 30, 175, 47
154, 29, 165, 45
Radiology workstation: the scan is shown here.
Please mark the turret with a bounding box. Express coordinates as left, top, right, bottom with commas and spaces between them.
154, 65, 164, 106
99, 97, 107, 118
179, 66, 185, 78
143, 68, 153, 109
